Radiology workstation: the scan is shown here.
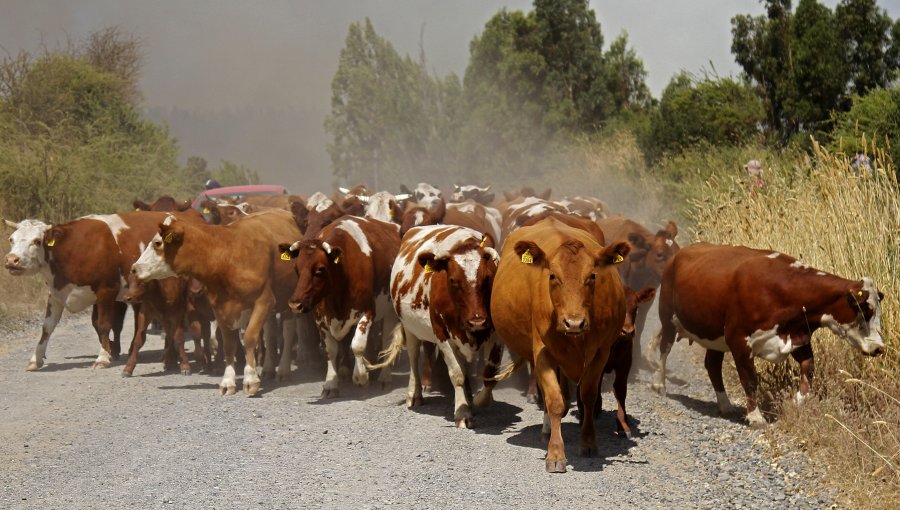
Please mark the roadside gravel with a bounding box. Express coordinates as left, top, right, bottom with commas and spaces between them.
0, 307, 835, 509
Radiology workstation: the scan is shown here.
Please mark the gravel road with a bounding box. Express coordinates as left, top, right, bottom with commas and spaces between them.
0, 305, 835, 510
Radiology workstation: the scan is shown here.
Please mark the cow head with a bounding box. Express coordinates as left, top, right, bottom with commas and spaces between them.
289, 197, 309, 233
216, 203, 251, 225
4, 219, 52, 276
451, 184, 494, 205
626, 221, 679, 281
402, 182, 443, 211
621, 287, 656, 339
400, 198, 446, 236
131, 215, 182, 281
199, 199, 222, 224
281, 239, 342, 313
123, 271, 151, 303
820, 277, 885, 356
515, 238, 630, 335
419, 240, 500, 340
303, 196, 345, 240
357, 191, 409, 223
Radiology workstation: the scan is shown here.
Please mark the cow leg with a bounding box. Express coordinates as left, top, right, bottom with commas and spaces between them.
277, 314, 295, 382
295, 314, 321, 368
406, 333, 424, 407
526, 363, 540, 406
474, 335, 503, 408
630, 296, 654, 373
27, 295, 65, 371
704, 349, 738, 415
240, 298, 274, 397
535, 349, 566, 473
188, 315, 211, 371
110, 301, 127, 359
172, 316, 191, 376
650, 326, 675, 395
436, 340, 472, 429
321, 331, 340, 399
218, 327, 239, 395
578, 353, 608, 457
349, 312, 373, 387
262, 314, 279, 381
791, 343, 814, 404
421, 342, 436, 393
91, 289, 118, 369
122, 307, 150, 377
730, 338, 765, 428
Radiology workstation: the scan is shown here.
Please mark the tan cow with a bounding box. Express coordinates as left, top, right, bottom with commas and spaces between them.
131, 209, 301, 396
492, 217, 629, 472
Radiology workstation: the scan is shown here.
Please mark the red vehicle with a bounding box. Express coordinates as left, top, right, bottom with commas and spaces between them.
191, 184, 288, 210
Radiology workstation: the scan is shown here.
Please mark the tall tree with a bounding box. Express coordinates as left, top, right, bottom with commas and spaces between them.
836, 0, 894, 95
603, 32, 652, 114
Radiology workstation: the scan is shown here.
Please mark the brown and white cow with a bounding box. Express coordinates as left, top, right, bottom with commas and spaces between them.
450, 184, 494, 205
444, 200, 502, 247
368, 225, 501, 428
133, 196, 192, 212
400, 182, 443, 212
492, 217, 630, 472
339, 188, 410, 224
4, 213, 177, 370
598, 216, 679, 371
281, 216, 401, 398
399, 198, 446, 236
131, 209, 302, 396
650, 243, 885, 427
499, 196, 568, 243
558, 196, 610, 221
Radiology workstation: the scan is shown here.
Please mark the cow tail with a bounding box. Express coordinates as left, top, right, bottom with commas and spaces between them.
486, 356, 524, 382
364, 322, 405, 372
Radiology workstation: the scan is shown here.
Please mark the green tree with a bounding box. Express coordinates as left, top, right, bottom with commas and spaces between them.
210, 160, 259, 187
644, 73, 765, 161
603, 32, 653, 114
836, 0, 895, 95
791, 0, 849, 132
830, 88, 900, 168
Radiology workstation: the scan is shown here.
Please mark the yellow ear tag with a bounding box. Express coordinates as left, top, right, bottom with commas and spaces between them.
857, 291, 863, 297
389, 209, 394, 218
135, 208, 141, 212
280, 251, 291, 261
521, 250, 533, 264
47, 239, 56, 247
480, 235, 487, 247
203, 208, 210, 214
424, 261, 433, 273
164, 232, 174, 244
613, 253, 625, 264
333, 256, 340, 264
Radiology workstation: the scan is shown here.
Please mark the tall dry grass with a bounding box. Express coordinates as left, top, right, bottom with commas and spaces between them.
689, 139, 899, 508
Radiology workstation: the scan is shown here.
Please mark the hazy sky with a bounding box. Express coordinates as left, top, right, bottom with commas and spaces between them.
2, 1, 898, 193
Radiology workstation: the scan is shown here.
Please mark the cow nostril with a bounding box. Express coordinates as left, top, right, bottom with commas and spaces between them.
871, 346, 884, 356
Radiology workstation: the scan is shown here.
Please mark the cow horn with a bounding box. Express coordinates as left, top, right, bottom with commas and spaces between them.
4, 219, 18, 229
338, 187, 351, 195
321, 241, 333, 254
394, 193, 411, 201
289, 241, 302, 251
453, 184, 461, 191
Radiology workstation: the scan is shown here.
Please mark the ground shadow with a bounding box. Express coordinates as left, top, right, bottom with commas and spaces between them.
506, 419, 641, 472
37, 360, 95, 372
157, 382, 220, 391
403, 393, 524, 435
668, 392, 746, 425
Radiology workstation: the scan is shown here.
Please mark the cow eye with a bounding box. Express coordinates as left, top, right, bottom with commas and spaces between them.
549, 273, 556, 281
153, 240, 162, 248
33, 239, 41, 246
588, 273, 596, 281
314, 267, 325, 276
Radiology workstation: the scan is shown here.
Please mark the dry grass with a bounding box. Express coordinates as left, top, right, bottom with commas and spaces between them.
688, 139, 900, 508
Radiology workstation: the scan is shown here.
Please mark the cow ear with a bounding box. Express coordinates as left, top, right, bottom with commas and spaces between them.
637, 287, 657, 304
878, 291, 885, 301
400, 184, 412, 195
514, 240, 545, 266
482, 247, 500, 265
278, 243, 299, 261
390, 200, 404, 223
483, 192, 495, 204
327, 246, 343, 265
45, 227, 64, 247
599, 241, 631, 266
539, 188, 552, 200
418, 252, 449, 273
133, 200, 149, 211
504, 190, 516, 202
661, 221, 678, 239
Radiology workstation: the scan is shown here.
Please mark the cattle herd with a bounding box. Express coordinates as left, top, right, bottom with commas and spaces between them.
3, 182, 885, 473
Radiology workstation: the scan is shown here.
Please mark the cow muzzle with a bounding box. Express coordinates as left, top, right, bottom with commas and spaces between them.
289, 300, 311, 314
467, 315, 488, 332
560, 316, 588, 335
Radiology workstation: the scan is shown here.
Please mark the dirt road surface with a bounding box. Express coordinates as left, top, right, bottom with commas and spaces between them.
0, 307, 834, 509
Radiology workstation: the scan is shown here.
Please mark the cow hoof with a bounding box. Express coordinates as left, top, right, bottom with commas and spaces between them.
352, 371, 369, 386
276, 372, 290, 382
526, 393, 538, 405
25, 362, 42, 371
219, 385, 237, 396
321, 388, 339, 399
650, 382, 666, 395
473, 389, 494, 408
455, 417, 473, 429
180, 368, 191, 376
261, 370, 276, 381
337, 366, 351, 380
545, 459, 567, 473
93, 360, 110, 369
422, 385, 433, 394
406, 393, 424, 408
244, 382, 260, 397
121, 369, 133, 378
580, 446, 597, 458
110, 353, 120, 361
